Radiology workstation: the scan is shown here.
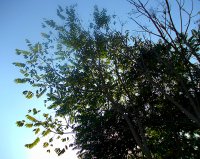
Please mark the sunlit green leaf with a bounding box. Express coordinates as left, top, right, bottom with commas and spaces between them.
43, 142, 49, 148
42, 129, 51, 137
26, 115, 37, 122
25, 137, 40, 149
25, 123, 33, 128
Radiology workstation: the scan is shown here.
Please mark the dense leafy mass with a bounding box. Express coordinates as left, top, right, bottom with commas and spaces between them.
15, 1, 200, 158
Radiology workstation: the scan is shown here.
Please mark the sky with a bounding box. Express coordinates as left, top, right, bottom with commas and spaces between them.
0, 0, 199, 159
0, 0, 131, 159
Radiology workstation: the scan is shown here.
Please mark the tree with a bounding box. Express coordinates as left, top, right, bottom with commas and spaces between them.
128, 0, 200, 126
14, 1, 200, 158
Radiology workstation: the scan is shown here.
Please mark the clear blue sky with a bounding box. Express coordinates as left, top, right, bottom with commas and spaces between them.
0, 0, 131, 159
0, 0, 199, 159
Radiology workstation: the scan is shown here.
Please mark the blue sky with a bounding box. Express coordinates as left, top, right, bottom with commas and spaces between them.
0, 0, 132, 159
0, 0, 199, 159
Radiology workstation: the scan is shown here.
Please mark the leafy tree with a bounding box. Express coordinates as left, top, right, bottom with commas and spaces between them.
14, 1, 200, 158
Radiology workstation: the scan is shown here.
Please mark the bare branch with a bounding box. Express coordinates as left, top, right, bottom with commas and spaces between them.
175, 0, 183, 33
165, 0, 180, 37
184, 0, 194, 34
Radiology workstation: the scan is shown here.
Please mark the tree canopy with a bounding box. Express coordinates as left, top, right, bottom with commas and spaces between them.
15, 0, 200, 158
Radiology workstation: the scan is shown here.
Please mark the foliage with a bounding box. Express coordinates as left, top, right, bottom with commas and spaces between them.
14, 1, 200, 158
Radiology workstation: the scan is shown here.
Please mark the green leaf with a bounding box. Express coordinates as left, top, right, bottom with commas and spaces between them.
16, 121, 24, 127
61, 138, 66, 142
25, 123, 33, 128
57, 135, 61, 139
58, 148, 65, 156
36, 88, 47, 98
55, 148, 65, 156
32, 108, 39, 115
41, 33, 50, 39
25, 137, 40, 149
42, 129, 51, 137
49, 137, 53, 143
23, 91, 34, 99
35, 128, 40, 134
15, 49, 22, 55
26, 115, 38, 122
43, 113, 49, 118
43, 142, 49, 148
15, 78, 30, 84
13, 62, 26, 68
